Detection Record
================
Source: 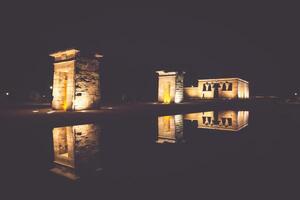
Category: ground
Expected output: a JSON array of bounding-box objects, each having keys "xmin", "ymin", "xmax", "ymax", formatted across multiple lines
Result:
[{"xmin": 0, "ymin": 99, "xmax": 280, "ymax": 127}]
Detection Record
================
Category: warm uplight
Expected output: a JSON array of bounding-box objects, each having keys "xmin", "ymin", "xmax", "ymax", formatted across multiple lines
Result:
[
  {"xmin": 73, "ymin": 96, "xmax": 91, "ymax": 110},
  {"xmin": 32, "ymin": 110, "xmax": 39, "ymax": 113},
  {"xmin": 47, "ymin": 110, "xmax": 55, "ymax": 114},
  {"xmin": 163, "ymin": 83, "xmax": 171, "ymax": 104},
  {"xmin": 163, "ymin": 92, "xmax": 171, "ymax": 104},
  {"xmin": 63, "ymin": 77, "xmax": 68, "ymax": 111}
]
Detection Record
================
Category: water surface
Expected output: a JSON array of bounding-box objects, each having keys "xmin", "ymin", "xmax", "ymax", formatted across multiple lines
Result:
[{"xmin": 3, "ymin": 107, "xmax": 300, "ymax": 199}]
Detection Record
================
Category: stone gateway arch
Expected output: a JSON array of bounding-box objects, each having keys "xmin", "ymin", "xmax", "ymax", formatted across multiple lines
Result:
[
  {"xmin": 156, "ymin": 70, "xmax": 185, "ymax": 104},
  {"xmin": 50, "ymin": 49, "xmax": 103, "ymax": 111}
]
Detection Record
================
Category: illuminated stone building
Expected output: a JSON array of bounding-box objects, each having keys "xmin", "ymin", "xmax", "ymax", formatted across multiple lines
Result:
[
  {"xmin": 50, "ymin": 49, "xmax": 103, "ymax": 111},
  {"xmin": 50, "ymin": 124, "xmax": 101, "ymax": 180},
  {"xmin": 184, "ymin": 78, "xmax": 249, "ymax": 99},
  {"xmin": 156, "ymin": 71, "xmax": 185, "ymax": 104},
  {"xmin": 157, "ymin": 115, "xmax": 184, "ymax": 143},
  {"xmin": 184, "ymin": 110, "xmax": 249, "ymax": 131}
]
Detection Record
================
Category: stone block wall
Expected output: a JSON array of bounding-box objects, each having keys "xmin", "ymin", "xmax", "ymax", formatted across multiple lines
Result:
[
  {"xmin": 184, "ymin": 87, "xmax": 201, "ymax": 99},
  {"xmin": 218, "ymin": 80, "xmax": 238, "ymax": 99},
  {"xmin": 237, "ymin": 80, "xmax": 250, "ymax": 99},
  {"xmin": 73, "ymin": 58, "xmax": 101, "ymax": 110},
  {"xmin": 197, "ymin": 80, "xmax": 215, "ymax": 99},
  {"xmin": 185, "ymin": 78, "xmax": 249, "ymax": 100},
  {"xmin": 175, "ymin": 74, "xmax": 184, "ymax": 103}
]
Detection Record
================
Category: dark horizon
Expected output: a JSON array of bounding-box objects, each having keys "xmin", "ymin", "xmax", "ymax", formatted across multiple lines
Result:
[{"xmin": 1, "ymin": 1, "xmax": 299, "ymax": 102}]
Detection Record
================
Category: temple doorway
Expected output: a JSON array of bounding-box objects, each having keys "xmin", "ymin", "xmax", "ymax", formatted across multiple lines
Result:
[
  {"xmin": 163, "ymin": 82, "xmax": 171, "ymax": 104},
  {"xmin": 54, "ymin": 70, "xmax": 73, "ymax": 111},
  {"xmin": 213, "ymin": 83, "xmax": 220, "ymax": 98}
]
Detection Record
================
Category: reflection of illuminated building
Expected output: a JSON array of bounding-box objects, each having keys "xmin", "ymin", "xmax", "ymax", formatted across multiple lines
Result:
[
  {"xmin": 157, "ymin": 115, "xmax": 184, "ymax": 143},
  {"xmin": 156, "ymin": 71, "xmax": 185, "ymax": 104},
  {"xmin": 50, "ymin": 124, "xmax": 101, "ymax": 180},
  {"xmin": 50, "ymin": 49, "xmax": 103, "ymax": 111},
  {"xmin": 184, "ymin": 78, "xmax": 249, "ymax": 99},
  {"xmin": 184, "ymin": 110, "xmax": 249, "ymax": 131}
]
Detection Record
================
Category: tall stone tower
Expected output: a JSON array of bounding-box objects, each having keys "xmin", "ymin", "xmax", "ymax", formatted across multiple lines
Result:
[
  {"xmin": 50, "ymin": 49, "xmax": 103, "ymax": 111},
  {"xmin": 156, "ymin": 70, "xmax": 185, "ymax": 104}
]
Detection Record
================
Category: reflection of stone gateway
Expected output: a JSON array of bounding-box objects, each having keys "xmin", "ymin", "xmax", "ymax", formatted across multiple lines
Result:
[
  {"xmin": 51, "ymin": 124, "xmax": 101, "ymax": 180},
  {"xmin": 184, "ymin": 110, "xmax": 249, "ymax": 131},
  {"xmin": 156, "ymin": 71, "xmax": 185, "ymax": 104},
  {"xmin": 157, "ymin": 115, "xmax": 184, "ymax": 143},
  {"xmin": 184, "ymin": 78, "xmax": 249, "ymax": 99},
  {"xmin": 50, "ymin": 49, "xmax": 103, "ymax": 111}
]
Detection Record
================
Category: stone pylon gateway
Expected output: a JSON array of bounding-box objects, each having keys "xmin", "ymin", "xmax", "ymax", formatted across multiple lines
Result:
[
  {"xmin": 50, "ymin": 49, "xmax": 103, "ymax": 111},
  {"xmin": 156, "ymin": 70, "xmax": 185, "ymax": 104}
]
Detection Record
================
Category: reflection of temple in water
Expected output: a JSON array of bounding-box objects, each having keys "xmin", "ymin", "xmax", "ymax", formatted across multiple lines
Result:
[
  {"xmin": 50, "ymin": 124, "xmax": 101, "ymax": 180},
  {"xmin": 184, "ymin": 110, "xmax": 249, "ymax": 131},
  {"xmin": 157, "ymin": 115, "xmax": 184, "ymax": 143}
]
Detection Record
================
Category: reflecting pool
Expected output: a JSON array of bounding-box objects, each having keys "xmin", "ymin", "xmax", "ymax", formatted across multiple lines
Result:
[{"xmin": 3, "ymin": 107, "xmax": 300, "ymax": 199}]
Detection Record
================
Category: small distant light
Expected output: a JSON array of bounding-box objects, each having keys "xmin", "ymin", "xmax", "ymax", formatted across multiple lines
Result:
[
  {"xmin": 102, "ymin": 106, "xmax": 113, "ymax": 110},
  {"xmin": 50, "ymin": 86, "xmax": 53, "ymax": 90},
  {"xmin": 295, "ymin": 92, "xmax": 298, "ymax": 96},
  {"xmin": 47, "ymin": 110, "xmax": 55, "ymax": 114},
  {"xmin": 32, "ymin": 110, "xmax": 39, "ymax": 113},
  {"xmin": 5, "ymin": 92, "xmax": 9, "ymax": 96},
  {"xmin": 95, "ymin": 53, "xmax": 103, "ymax": 58},
  {"xmin": 42, "ymin": 95, "xmax": 46, "ymax": 98}
]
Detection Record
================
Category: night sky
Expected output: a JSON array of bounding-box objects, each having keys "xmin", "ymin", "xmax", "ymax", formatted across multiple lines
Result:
[{"xmin": 1, "ymin": 1, "xmax": 299, "ymax": 102}]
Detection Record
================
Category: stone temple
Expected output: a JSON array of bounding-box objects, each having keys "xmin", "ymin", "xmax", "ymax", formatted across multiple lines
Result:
[
  {"xmin": 156, "ymin": 70, "xmax": 185, "ymax": 104},
  {"xmin": 184, "ymin": 78, "xmax": 249, "ymax": 99},
  {"xmin": 50, "ymin": 49, "xmax": 102, "ymax": 111}
]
